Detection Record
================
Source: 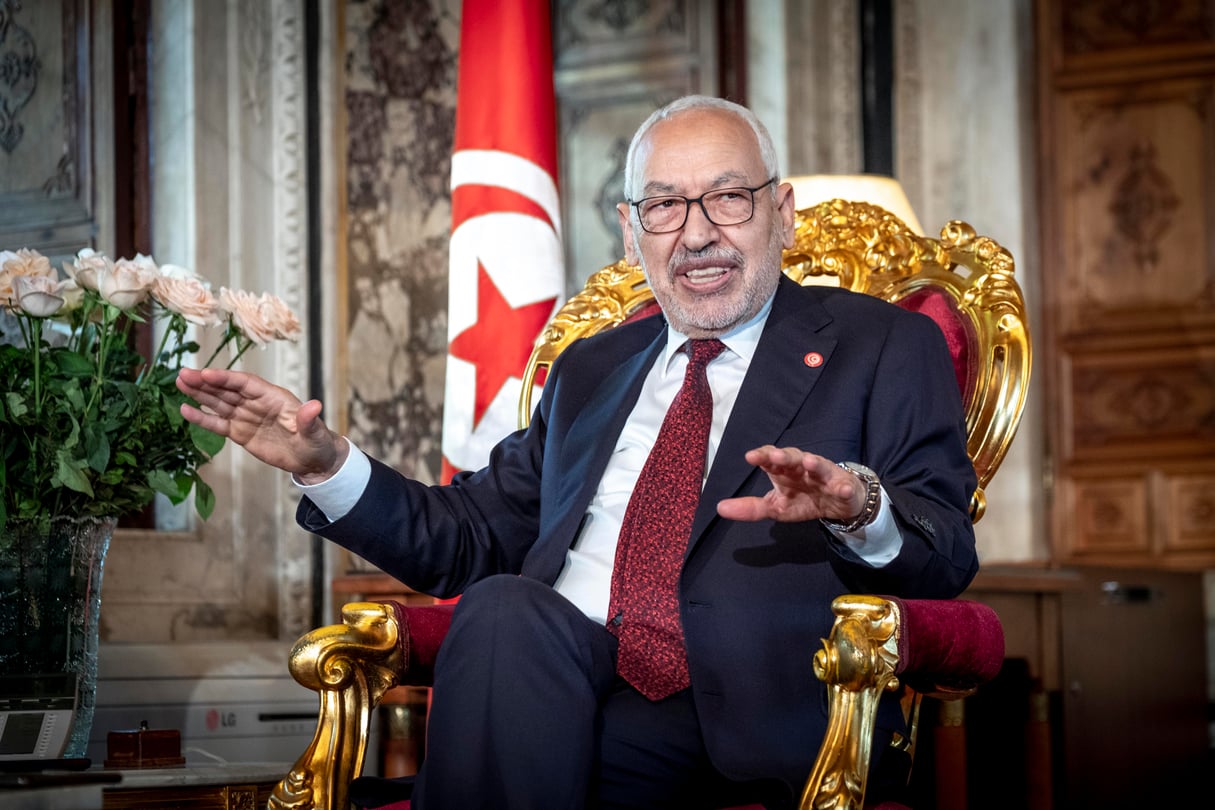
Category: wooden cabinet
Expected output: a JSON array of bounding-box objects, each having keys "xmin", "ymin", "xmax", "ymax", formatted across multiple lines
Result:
[
  {"xmin": 963, "ymin": 565, "xmax": 1209, "ymax": 808},
  {"xmin": 1035, "ymin": 0, "xmax": 1215, "ymax": 567}
]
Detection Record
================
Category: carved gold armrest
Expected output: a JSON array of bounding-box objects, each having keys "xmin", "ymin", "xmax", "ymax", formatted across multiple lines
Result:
[
  {"xmin": 799, "ymin": 595, "xmax": 1002, "ymax": 810},
  {"xmin": 799, "ymin": 595, "xmax": 903, "ymax": 810},
  {"xmin": 270, "ymin": 602, "xmax": 407, "ymax": 810}
]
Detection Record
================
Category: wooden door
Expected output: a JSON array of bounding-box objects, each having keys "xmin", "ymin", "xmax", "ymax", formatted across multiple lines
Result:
[{"xmin": 1035, "ymin": 0, "xmax": 1215, "ymax": 567}]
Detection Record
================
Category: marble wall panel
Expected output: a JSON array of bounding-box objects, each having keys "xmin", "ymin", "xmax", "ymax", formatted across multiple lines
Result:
[{"xmin": 339, "ymin": 0, "xmax": 459, "ymax": 563}]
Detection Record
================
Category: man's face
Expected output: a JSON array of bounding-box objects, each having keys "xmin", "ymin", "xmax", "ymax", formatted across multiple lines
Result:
[{"xmin": 616, "ymin": 108, "xmax": 796, "ymax": 339}]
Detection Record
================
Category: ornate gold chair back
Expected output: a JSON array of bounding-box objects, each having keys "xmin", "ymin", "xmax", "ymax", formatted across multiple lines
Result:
[{"xmin": 519, "ymin": 199, "xmax": 1032, "ymax": 521}]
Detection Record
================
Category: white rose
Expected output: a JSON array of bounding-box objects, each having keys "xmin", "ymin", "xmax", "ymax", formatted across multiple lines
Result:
[
  {"xmin": 260, "ymin": 293, "xmax": 302, "ymax": 342},
  {"xmin": 67, "ymin": 248, "xmax": 114, "ymax": 292},
  {"xmin": 158, "ymin": 263, "xmax": 207, "ymax": 284},
  {"xmin": 153, "ymin": 274, "xmax": 221, "ymax": 326},
  {"xmin": 53, "ymin": 278, "xmax": 85, "ymax": 314},
  {"xmin": 219, "ymin": 287, "xmax": 277, "ymax": 345},
  {"xmin": 1, "ymin": 248, "xmax": 56, "ymax": 308},
  {"xmin": 98, "ymin": 258, "xmax": 157, "ymax": 310},
  {"xmin": 13, "ymin": 274, "xmax": 68, "ymax": 318}
]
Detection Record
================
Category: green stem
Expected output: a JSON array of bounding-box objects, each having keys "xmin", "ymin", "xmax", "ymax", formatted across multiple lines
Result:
[
  {"xmin": 224, "ymin": 336, "xmax": 255, "ymax": 369},
  {"xmin": 202, "ymin": 321, "xmax": 240, "ymax": 368},
  {"xmin": 27, "ymin": 315, "xmax": 43, "ymax": 419},
  {"xmin": 81, "ymin": 303, "xmax": 119, "ymax": 419},
  {"xmin": 138, "ymin": 308, "xmax": 179, "ymax": 387}
]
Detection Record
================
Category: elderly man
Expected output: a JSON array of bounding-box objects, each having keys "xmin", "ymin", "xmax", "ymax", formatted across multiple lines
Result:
[{"xmin": 178, "ymin": 95, "xmax": 976, "ymax": 809}]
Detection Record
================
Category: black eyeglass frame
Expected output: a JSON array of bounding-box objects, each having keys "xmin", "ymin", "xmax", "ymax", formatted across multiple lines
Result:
[{"xmin": 627, "ymin": 177, "xmax": 779, "ymax": 234}]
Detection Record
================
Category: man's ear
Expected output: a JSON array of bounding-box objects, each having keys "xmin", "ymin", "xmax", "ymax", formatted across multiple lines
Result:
[
  {"xmin": 617, "ymin": 202, "xmax": 640, "ymax": 265},
  {"xmin": 776, "ymin": 182, "xmax": 797, "ymax": 249}
]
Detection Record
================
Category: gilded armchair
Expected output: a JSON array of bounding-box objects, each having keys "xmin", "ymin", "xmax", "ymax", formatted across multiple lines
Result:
[{"xmin": 269, "ymin": 200, "xmax": 1030, "ymax": 810}]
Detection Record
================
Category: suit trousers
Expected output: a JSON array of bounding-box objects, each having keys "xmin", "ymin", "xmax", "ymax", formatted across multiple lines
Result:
[{"xmin": 409, "ymin": 574, "xmax": 789, "ymax": 810}]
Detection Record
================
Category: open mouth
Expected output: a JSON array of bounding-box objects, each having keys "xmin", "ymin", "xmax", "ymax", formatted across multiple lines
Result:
[{"xmin": 684, "ymin": 266, "xmax": 729, "ymax": 285}]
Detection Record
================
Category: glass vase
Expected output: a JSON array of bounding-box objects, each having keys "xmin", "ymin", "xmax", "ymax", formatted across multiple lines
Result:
[{"xmin": 0, "ymin": 515, "xmax": 116, "ymax": 759}]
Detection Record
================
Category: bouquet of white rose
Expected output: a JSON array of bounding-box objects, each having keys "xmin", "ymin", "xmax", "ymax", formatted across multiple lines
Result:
[{"xmin": 0, "ymin": 247, "xmax": 301, "ymax": 532}]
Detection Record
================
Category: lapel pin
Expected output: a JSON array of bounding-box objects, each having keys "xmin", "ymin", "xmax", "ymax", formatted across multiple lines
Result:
[{"xmin": 804, "ymin": 351, "xmax": 824, "ymax": 368}]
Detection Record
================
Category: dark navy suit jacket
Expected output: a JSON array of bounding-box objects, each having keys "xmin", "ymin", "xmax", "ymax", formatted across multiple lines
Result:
[{"xmin": 299, "ymin": 275, "xmax": 979, "ymax": 793}]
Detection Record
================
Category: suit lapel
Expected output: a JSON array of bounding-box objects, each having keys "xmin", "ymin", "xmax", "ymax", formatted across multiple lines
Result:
[
  {"xmin": 554, "ymin": 324, "xmax": 665, "ymax": 534},
  {"xmin": 691, "ymin": 279, "xmax": 838, "ymax": 542}
]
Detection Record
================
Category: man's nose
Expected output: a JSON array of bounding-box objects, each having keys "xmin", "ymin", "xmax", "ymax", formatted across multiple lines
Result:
[{"xmin": 680, "ymin": 199, "xmax": 720, "ymax": 248}]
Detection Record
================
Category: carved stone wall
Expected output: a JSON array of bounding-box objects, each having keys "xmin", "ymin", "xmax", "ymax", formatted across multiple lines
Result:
[
  {"xmin": 338, "ymin": 0, "xmax": 458, "ymax": 492},
  {"xmin": 0, "ymin": 0, "xmax": 102, "ymax": 257}
]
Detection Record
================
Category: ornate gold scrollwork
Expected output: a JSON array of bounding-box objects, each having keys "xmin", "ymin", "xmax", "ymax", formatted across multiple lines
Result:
[
  {"xmin": 799, "ymin": 595, "xmax": 902, "ymax": 810},
  {"xmin": 518, "ymin": 258, "xmax": 654, "ymax": 426},
  {"xmin": 269, "ymin": 602, "xmax": 406, "ymax": 810}
]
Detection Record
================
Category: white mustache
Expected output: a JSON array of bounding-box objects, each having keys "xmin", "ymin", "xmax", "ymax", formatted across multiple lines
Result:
[{"xmin": 669, "ymin": 247, "xmax": 744, "ymax": 276}]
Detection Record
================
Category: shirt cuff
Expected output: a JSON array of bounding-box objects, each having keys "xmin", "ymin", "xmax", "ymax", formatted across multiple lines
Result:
[
  {"xmin": 291, "ymin": 438, "xmax": 371, "ymax": 523},
  {"xmin": 828, "ymin": 484, "xmax": 902, "ymax": 566}
]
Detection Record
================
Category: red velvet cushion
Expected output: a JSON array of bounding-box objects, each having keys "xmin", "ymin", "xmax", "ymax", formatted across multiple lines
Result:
[
  {"xmin": 893, "ymin": 288, "xmax": 976, "ymax": 402},
  {"xmin": 888, "ymin": 597, "xmax": 1005, "ymax": 691},
  {"xmin": 387, "ymin": 602, "xmax": 456, "ymax": 687}
]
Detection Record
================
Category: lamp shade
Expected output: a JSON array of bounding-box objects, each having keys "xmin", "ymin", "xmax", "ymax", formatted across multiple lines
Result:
[{"xmin": 782, "ymin": 173, "xmax": 925, "ymax": 236}]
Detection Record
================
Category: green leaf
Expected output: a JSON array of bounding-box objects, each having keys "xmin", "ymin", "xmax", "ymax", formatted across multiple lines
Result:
[
  {"xmin": 147, "ymin": 468, "xmax": 187, "ymax": 501},
  {"xmin": 4, "ymin": 392, "xmax": 27, "ymax": 419},
  {"xmin": 189, "ymin": 421, "xmax": 226, "ymax": 458},
  {"xmin": 53, "ymin": 451, "xmax": 94, "ymax": 497},
  {"xmin": 51, "ymin": 348, "xmax": 95, "ymax": 377},
  {"xmin": 58, "ymin": 416, "xmax": 82, "ymax": 451},
  {"xmin": 84, "ymin": 426, "xmax": 112, "ymax": 472},
  {"xmin": 193, "ymin": 476, "xmax": 216, "ymax": 520},
  {"xmin": 62, "ymin": 378, "xmax": 86, "ymax": 412}
]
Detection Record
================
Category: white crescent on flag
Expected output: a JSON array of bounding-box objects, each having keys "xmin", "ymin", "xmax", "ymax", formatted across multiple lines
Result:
[{"xmin": 441, "ymin": 0, "xmax": 564, "ymax": 482}]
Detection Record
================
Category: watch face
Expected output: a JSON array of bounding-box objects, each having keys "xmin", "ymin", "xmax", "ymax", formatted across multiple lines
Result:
[{"xmin": 842, "ymin": 462, "xmax": 877, "ymax": 479}]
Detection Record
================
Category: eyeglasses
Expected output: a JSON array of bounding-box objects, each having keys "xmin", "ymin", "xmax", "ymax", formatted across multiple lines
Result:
[{"xmin": 628, "ymin": 178, "xmax": 777, "ymax": 234}]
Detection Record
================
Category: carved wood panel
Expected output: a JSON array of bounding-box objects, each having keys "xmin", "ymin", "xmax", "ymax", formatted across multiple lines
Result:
[
  {"xmin": 0, "ymin": 0, "xmax": 96, "ymax": 255},
  {"xmin": 553, "ymin": 0, "xmax": 725, "ymax": 290},
  {"xmin": 1055, "ymin": 77, "xmax": 1215, "ymax": 337},
  {"xmin": 1064, "ymin": 345, "xmax": 1215, "ymax": 462},
  {"xmin": 1059, "ymin": 476, "xmax": 1150, "ymax": 558},
  {"xmin": 1037, "ymin": 0, "xmax": 1215, "ymax": 568}
]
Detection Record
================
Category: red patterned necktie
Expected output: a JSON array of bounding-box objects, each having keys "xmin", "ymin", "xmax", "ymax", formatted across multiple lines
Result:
[{"xmin": 607, "ymin": 338, "xmax": 726, "ymax": 701}]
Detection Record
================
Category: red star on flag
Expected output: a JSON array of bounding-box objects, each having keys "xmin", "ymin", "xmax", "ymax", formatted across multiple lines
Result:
[{"xmin": 449, "ymin": 261, "xmax": 557, "ymax": 428}]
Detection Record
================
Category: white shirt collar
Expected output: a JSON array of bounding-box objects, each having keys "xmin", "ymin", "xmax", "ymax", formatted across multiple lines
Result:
[{"xmin": 660, "ymin": 292, "xmax": 774, "ymax": 370}]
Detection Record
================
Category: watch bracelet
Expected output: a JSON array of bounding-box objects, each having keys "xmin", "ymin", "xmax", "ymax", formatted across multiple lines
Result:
[{"xmin": 821, "ymin": 462, "xmax": 881, "ymax": 533}]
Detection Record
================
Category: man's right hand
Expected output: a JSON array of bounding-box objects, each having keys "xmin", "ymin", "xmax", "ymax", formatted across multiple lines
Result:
[{"xmin": 176, "ymin": 367, "xmax": 348, "ymax": 483}]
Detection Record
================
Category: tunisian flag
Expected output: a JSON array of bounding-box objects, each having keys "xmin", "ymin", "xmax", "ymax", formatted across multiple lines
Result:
[{"xmin": 441, "ymin": 0, "xmax": 564, "ymax": 483}]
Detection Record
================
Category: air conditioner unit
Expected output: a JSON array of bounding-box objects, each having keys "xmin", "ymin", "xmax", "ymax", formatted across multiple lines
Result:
[{"xmin": 86, "ymin": 640, "xmax": 369, "ymax": 768}]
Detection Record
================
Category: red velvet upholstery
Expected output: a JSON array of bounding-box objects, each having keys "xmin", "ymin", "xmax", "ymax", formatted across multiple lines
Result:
[
  {"xmin": 888, "ymin": 597, "xmax": 1005, "ymax": 693},
  {"xmin": 893, "ymin": 288, "xmax": 977, "ymax": 403},
  {"xmin": 390, "ymin": 601, "xmax": 455, "ymax": 687}
]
